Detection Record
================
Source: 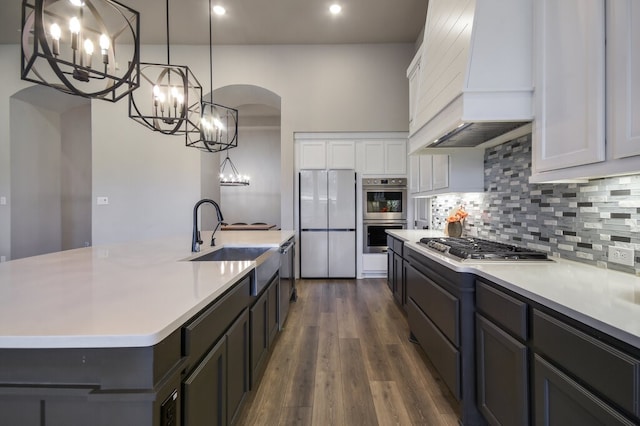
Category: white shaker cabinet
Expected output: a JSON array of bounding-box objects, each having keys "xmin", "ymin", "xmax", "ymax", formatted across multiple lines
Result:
[
  {"xmin": 532, "ymin": 0, "xmax": 605, "ymax": 173},
  {"xmin": 357, "ymin": 140, "xmax": 407, "ymax": 175},
  {"xmin": 407, "ymin": 49, "xmax": 422, "ymax": 134},
  {"xmin": 608, "ymin": 0, "xmax": 640, "ymax": 160},
  {"xmin": 327, "ymin": 141, "xmax": 356, "ymax": 169},
  {"xmin": 409, "ymin": 151, "xmax": 480, "ymax": 197},
  {"xmin": 298, "ymin": 141, "xmax": 327, "ymax": 169},
  {"xmin": 531, "ymin": 0, "xmax": 640, "ymax": 182}
]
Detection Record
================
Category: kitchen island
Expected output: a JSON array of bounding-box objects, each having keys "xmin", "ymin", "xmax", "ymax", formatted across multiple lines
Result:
[
  {"xmin": 0, "ymin": 230, "xmax": 294, "ymax": 426},
  {"xmin": 388, "ymin": 229, "xmax": 640, "ymax": 426}
]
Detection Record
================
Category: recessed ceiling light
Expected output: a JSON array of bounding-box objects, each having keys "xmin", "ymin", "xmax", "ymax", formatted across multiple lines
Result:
[
  {"xmin": 329, "ymin": 4, "xmax": 342, "ymax": 14},
  {"xmin": 213, "ymin": 5, "xmax": 226, "ymax": 15}
]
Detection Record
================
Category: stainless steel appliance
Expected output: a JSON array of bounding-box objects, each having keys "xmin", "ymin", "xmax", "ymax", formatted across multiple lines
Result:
[
  {"xmin": 362, "ymin": 177, "xmax": 407, "ymax": 221},
  {"xmin": 278, "ymin": 238, "xmax": 296, "ymax": 330},
  {"xmin": 363, "ymin": 221, "xmax": 406, "ymax": 253},
  {"xmin": 419, "ymin": 237, "xmax": 550, "ymax": 261},
  {"xmin": 299, "ymin": 170, "xmax": 356, "ymax": 278}
]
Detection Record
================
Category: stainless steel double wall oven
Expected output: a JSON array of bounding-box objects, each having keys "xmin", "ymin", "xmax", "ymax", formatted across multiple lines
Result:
[{"xmin": 362, "ymin": 177, "xmax": 407, "ymax": 253}]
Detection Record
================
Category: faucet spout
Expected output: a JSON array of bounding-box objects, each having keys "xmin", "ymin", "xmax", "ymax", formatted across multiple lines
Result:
[{"xmin": 192, "ymin": 199, "xmax": 225, "ymax": 252}]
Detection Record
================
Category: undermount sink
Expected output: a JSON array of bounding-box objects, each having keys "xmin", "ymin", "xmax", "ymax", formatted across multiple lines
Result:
[
  {"xmin": 191, "ymin": 246, "xmax": 279, "ymax": 296},
  {"xmin": 191, "ymin": 247, "xmax": 270, "ymax": 262}
]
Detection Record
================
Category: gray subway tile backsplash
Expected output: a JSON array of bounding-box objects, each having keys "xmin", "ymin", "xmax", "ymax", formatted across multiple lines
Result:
[{"xmin": 430, "ymin": 133, "xmax": 640, "ymax": 275}]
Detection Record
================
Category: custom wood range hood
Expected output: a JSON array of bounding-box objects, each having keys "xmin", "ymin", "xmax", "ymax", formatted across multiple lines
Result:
[{"xmin": 409, "ymin": 0, "xmax": 533, "ymax": 153}]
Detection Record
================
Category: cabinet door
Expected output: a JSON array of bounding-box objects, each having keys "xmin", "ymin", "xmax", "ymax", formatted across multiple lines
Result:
[
  {"xmin": 476, "ymin": 314, "xmax": 529, "ymax": 426},
  {"xmin": 267, "ymin": 278, "xmax": 279, "ymax": 345},
  {"xmin": 418, "ymin": 155, "xmax": 433, "ymax": 192},
  {"xmin": 250, "ymin": 290, "xmax": 269, "ymax": 389},
  {"xmin": 298, "ymin": 141, "xmax": 327, "ymax": 169},
  {"xmin": 534, "ymin": 355, "xmax": 636, "ymax": 426},
  {"xmin": 608, "ymin": 0, "xmax": 640, "ymax": 159},
  {"xmin": 361, "ymin": 141, "xmax": 385, "ymax": 174},
  {"xmin": 533, "ymin": 0, "xmax": 605, "ymax": 172},
  {"xmin": 408, "ymin": 51, "xmax": 422, "ymax": 132},
  {"xmin": 386, "ymin": 250, "xmax": 394, "ymax": 291},
  {"xmin": 431, "ymin": 154, "xmax": 449, "ymax": 190},
  {"xmin": 227, "ymin": 310, "xmax": 249, "ymax": 426},
  {"xmin": 392, "ymin": 253, "xmax": 403, "ymax": 305},
  {"xmin": 328, "ymin": 141, "xmax": 356, "ymax": 169},
  {"xmin": 183, "ymin": 337, "xmax": 227, "ymax": 426},
  {"xmin": 384, "ymin": 140, "xmax": 407, "ymax": 174},
  {"xmin": 409, "ymin": 155, "xmax": 421, "ymax": 193}
]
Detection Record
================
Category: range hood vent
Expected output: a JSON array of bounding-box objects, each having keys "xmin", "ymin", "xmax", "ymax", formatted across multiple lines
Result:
[{"xmin": 408, "ymin": 0, "xmax": 533, "ymax": 153}]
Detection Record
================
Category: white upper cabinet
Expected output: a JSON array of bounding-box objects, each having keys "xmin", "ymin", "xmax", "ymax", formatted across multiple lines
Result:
[
  {"xmin": 409, "ymin": 150, "xmax": 482, "ymax": 197},
  {"xmin": 532, "ymin": 0, "xmax": 606, "ymax": 173},
  {"xmin": 608, "ymin": 0, "xmax": 640, "ymax": 159},
  {"xmin": 357, "ymin": 140, "xmax": 407, "ymax": 175},
  {"xmin": 407, "ymin": 49, "xmax": 422, "ymax": 134},
  {"xmin": 327, "ymin": 141, "xmax": 356, "ymax": 169},
  {"xmin": 298, "ymin": 141, "xmax": 327, "ymax": 169},
  {"xmin": 531, "ymin": 0, "xmax": 640, "ymax": 182},
  {"xmin": 296, "ymin": 133, "xmax": 407, "ymax": 176}
]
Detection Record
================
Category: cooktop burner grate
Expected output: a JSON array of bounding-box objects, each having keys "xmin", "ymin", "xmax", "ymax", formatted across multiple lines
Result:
[{"xmin": 419, "ymin": 237, "xmax": 549, "ymax": 261}]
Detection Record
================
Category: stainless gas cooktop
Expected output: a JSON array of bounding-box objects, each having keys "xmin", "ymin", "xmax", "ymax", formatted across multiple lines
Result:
[{"xmin": 419, "ymin": 237, "xmax": 550, "ymax": 261}]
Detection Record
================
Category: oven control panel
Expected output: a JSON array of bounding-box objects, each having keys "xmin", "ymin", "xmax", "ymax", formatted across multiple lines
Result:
[{"xmin": 362, "ymin": 177, "xmax": 407, "ymax": 186}]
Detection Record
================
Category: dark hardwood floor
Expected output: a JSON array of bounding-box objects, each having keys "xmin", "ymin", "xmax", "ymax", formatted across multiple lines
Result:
[{"xmin": 235, "ymin": 278, "xmax": 460, "ymax": 425}]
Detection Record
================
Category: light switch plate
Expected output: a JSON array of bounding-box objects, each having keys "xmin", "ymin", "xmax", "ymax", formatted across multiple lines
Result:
[
  {"xmin": 0, "ymin": 196, "xmax": 6, "ymax": 205},
  {"xmin": 0, "ymin": 256, "xmax": 6, "ymax": 263},
  {"xmin": 97, "ymin": 196, "xmax": 109, "ymax": 205}
]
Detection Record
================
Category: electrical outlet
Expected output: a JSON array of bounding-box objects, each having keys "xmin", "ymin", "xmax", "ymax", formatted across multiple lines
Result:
[
  {"xmin": 96, "ymin": 196, "xmax": 109, "ymax": 205},
  {"xmin": 609, "ymin": 246, "xmax": 635, "ymax": 267},
  {"xmin": 0, "ymin": 256, "xmax": 6, "ymax": 263},
  {"xmin": 0, "ymin": 196, "xmax": 6, "ymax": 205}
]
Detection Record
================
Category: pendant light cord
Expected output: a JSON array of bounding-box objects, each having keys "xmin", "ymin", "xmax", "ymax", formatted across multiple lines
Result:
[
  {"xmin": 165, "ymin": 0, "xmax": 170, "ymax": 64},
  {"xmin": 208, "ymin": 0, "xmax": 214, "ymax": 102}
]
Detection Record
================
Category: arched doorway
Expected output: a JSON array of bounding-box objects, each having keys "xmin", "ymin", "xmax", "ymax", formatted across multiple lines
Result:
[
  {"xmin": 202, "ymin": 84, "xmax": 282, "ymax": 228},
  {"xmin": 9, "ymin": 85, "xmax": 92, "ymax": 259}
]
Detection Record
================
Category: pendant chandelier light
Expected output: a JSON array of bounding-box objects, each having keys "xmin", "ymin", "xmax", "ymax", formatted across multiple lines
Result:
[
  {"xmin": 186, "ymin": 0, "xmax": 239, "ymax": 152},
  {"xmin": 21, "ymin": 0, "xmax": 140, "ymax": 102},
  {"xmin": 219, "ymin": 150, "xmax": 250, "ymax": 186},
  {"xmin": 128, "ymin": 0, "xmax": 203, "ymax": 137}
]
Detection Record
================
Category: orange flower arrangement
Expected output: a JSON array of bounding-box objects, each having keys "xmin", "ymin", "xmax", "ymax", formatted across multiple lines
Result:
[{"xmin": 447, "ymin": 205, "xmax": 469, "ymax": 223}]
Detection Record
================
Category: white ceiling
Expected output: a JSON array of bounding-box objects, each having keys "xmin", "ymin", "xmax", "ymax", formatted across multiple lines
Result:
[{"xmin": 1, "ymin": 0, "xmax": 428, "ymax": 45}]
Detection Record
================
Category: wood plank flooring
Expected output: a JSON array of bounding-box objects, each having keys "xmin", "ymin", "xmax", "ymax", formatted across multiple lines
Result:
[{"xmin": 235, "ymin": 278, "xmax": 460, "ymax": 426}]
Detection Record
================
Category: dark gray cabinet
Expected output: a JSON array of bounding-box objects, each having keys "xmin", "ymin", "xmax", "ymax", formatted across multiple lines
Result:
[
  {"xmin": 250, "ymin": 272, "xmax": 279, "ymax": 389},
  {"xmin": 476, "ymin": 314, "xmax": 528, "ymax": 426},
  {"xmin": 532, "ymin": 309, "xmax": 640, "ymax": 425},
  {"xmin": 404, "ymin": 246, "xmax": 483, "ymax": 426},
  {"xmin": 226, "ymin": 310, "xmax": 249, "ymax": 425},
  {"xmin": 475, "ymin": 280, "xmax": 529, "ymax": 426},
  {"xmin": 387, "ymin": 234, "xmax": 407, "ymax": 308},
  {"xmin": 183, "ymin": 336, "xmax": 227, "ymax": 426},
  {"xmin": 534, "ymin": 355, "xmax": 636, "ymax": 426}
]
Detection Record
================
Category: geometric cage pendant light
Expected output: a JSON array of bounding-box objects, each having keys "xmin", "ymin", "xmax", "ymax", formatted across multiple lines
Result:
[
  {"xmin": 21, "ymin": 0, "xmax": 140, "ymax": 103},
  {"xmin": 186, "ymin": 0, "xmax": 239, "ymax": 152},
  {"xmin": 128, "ymin": 0, "xmax": 203, "ymax": 136}
]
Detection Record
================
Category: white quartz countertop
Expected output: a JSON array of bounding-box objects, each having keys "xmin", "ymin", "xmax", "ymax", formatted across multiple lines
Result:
[
  {"xmin": 387, "ymin": 229, "xmax": 640, "ymax": 349},
  {"xmin": 0, "ymin": 230, "xmax": 294, "ymax": 349}
]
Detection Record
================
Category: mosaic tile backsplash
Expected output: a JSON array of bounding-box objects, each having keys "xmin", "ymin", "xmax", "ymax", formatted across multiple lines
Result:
[{"xmin": 430, "ymin": 134, "xmax": 640, "ymax": 275}]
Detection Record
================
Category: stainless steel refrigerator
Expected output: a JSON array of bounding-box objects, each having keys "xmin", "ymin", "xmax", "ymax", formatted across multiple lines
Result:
[{"xmin": 299, "ymin": 169, "xmax": 356, "ymax": 278}]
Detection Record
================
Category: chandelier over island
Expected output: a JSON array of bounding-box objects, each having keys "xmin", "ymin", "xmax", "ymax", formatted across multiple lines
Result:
[
  {"xmin": 21, "ymin": 0, "xmax": 140, "ymax": 102},
  {"xmin": 128, "ymin": 0, "xmax": 202, "ymax": 137}
]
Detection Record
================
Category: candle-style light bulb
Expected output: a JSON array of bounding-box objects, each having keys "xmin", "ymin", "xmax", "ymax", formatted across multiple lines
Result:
[
  {"xmin": 50, "ymin": 23, "xmax": 61, "ymax": 56},
  {"xmin": 83, "ymin": 38, "xmax": 93, "ymax": 68},
  {"xmin": 99, "ymin": 34, "xmax": 110, "ymax": 65},
  {"xmin": 69, "ymin": 17, "xmax": 80, "ymax": 51}
]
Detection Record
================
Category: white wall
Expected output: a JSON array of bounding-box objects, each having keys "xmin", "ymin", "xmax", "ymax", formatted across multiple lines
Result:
[
  {"xmin": 0, "ymin": 42, "xmax": 413, "ymax": 256},
  {"xmin": 10, "ymin": 99, "xmax": 62, "ymax": 259}
]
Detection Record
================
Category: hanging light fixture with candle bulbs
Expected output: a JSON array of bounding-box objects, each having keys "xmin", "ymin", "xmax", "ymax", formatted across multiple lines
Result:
[
  {"xmin": 21, "ymin": 0, "xmax": 140, "ymax": 102},
  {"xmin": 186, "ymin": 0, "xmax": 239, "ymax": 152},
  {"xmin": 219, "ymin": 150, "xmax": 250, "ymax": 186},
  {"xmin": 128, "ymin": 0, "xmax": 202, "ymax": 137}
]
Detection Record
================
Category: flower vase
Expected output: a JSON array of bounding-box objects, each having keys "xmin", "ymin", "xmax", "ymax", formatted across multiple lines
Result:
[{"xmin": 447, "ymin": 221, "xmax": 463, "ymax": 238}]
